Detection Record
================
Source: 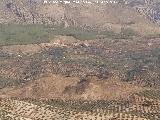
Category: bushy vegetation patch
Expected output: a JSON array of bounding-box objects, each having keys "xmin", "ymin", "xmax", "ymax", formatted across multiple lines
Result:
[{"xmin": 0, "ymin": 76, "xmax": 25, "ymax": 89}]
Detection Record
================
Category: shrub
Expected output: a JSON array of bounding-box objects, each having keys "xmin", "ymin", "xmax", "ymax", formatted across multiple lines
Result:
[{"xmin": 120, "ymin": 27, "xmax": 138, "ymax": 39}]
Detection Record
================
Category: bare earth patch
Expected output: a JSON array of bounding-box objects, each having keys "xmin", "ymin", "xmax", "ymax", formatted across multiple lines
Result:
[{"xmin": 0, "ymin": 74, "xmax": 144, "ymax": 101}]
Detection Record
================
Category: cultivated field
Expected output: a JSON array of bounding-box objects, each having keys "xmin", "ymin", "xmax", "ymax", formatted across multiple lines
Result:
[{"xmin": 0, "ymin": 92, "xmax": 159, "ymax": 120}]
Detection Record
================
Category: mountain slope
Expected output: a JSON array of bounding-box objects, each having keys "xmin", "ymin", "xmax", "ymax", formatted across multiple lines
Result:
[
  {"xmin": 0, "ymin": 0, "xmax": 160, "ymax": 35},
  {"xmin": 126, "ymin": 0, "xmax": 160, "ymax": 23}
]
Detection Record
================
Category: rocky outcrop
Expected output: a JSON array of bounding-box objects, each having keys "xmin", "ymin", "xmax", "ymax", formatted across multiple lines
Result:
[
  {"xmin": 0, "ymin": 0, "xmax": 159, "ymax": 35},
  {"xmin": 126, "ymin": 0, "xmax": 160, "ymax": 23}
]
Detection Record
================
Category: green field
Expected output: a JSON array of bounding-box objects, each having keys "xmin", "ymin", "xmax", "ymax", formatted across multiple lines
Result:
[
  {"xmin": 0, "ymin": 24, "xmax": 50, "ymax": 46},
  {"xmin": 0, "ymin": 24, "xmax": 97, "ymax": 46},
  {"xmin": 0, "ymin": 24, "xmax": 140, "ymax": 46}
]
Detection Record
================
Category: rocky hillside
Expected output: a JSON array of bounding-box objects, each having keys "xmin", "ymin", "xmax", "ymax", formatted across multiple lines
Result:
[
  {"xmin": 126, "ymin": 0, "xmax": 160, "ymax": 23},
  {"xmin": 0, "ymin": 0, "xmax": 160, "ymax": 35},
  {"xmin": 0, "ymin": 36, "xmax": 160, "ymax": 93}
]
